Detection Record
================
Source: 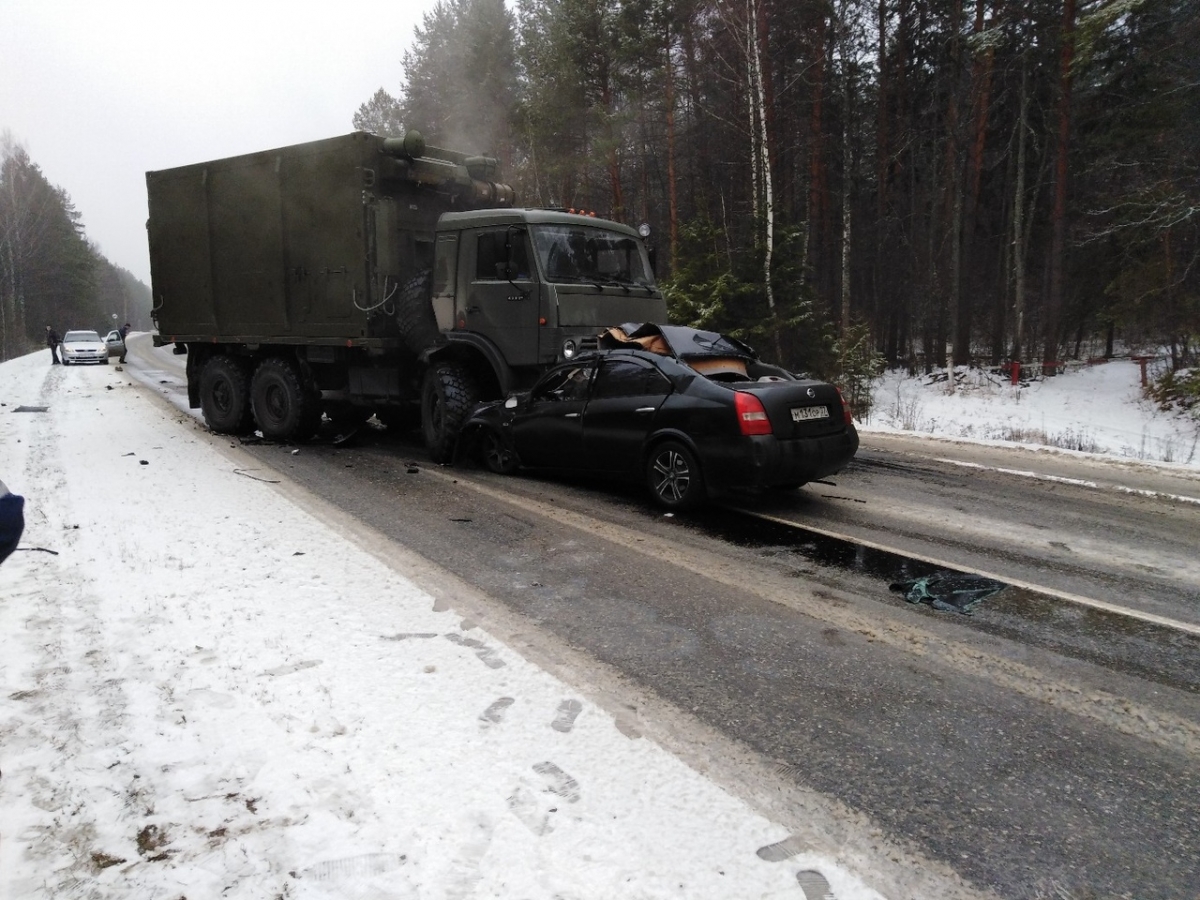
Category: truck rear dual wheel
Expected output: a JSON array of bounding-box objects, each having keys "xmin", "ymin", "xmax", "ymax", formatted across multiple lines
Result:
[
  {"xmin": 199, "ymin": 355, "xmax": 254, "ymax": 435},
  {"xmin": 251, "ymin": 357, "xmax": 321, "ymax": 442},
  {"xmin": 422, "ymin": 361, "xmax": 479, "ymax": 464}
]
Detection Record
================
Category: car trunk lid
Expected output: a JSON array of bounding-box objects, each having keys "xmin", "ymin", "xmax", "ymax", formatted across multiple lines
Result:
[{"xmin": 736, "ymin": 381, "xmax": 846, "ymax": 438}]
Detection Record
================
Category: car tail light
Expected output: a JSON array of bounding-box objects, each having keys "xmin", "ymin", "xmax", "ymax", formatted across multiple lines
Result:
[
  {"xmin": 735, "ymin": 391, "xmax": 773, "ymax": 435},
  {"xmin": 836, "ymin": 387, "xmax": 853, "ymax": 425}
]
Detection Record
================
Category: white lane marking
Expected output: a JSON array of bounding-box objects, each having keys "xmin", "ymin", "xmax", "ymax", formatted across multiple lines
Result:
[
  {"xmin": 934, "ymin": 457, "xmax": 1200, "ymax": 506},
  {"xmin": 736, "ymin": 509, "xmax": 1200, "ymax": 638}
]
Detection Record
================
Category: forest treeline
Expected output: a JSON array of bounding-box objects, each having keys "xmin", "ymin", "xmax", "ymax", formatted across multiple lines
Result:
[
  {"xmin": 0, "ymin": 135, "xmax": 151, "ymax": 363},
  {"xmin": 356, "ymin": 0, "xmax": 1199, "ymax": 390}
]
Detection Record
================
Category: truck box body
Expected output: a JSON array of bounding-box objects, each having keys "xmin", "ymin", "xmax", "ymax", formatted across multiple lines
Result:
[{"xmin": 148, "ymin": 132, "xmax": 457, "ymax": 345}]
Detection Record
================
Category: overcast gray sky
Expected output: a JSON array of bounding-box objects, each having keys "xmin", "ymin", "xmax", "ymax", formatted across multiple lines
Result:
[{"xmin": 0, "ymin": 0, "xmax": 442, "ymax": 285}]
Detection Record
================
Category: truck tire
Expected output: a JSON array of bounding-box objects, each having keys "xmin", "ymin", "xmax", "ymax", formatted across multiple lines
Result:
[
  {"xmin": 250, "ymin": 357, "xmax": 321, "ymax": 442},
  {"xmin": 421, "ymin": 361, "xmax": 478, "ymax": 463},
  {"xmin": 394, "ymin": 269, "xmax": 444, "ymax": 356},
  {"xmin": 199, "ymin": 355, "xmax": 254, "ymax": 435}
]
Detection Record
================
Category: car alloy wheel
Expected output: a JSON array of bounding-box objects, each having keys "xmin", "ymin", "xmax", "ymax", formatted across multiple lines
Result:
[
  {"xmin": 646, "ymin": 440, "xmax": 705, "ymax": 510},
  {"xmin": 481, "ymin": 429, "xmax": 519, "ymax": 474}
]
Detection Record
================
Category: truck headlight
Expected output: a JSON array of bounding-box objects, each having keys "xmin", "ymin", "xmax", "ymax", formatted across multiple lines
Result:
[{"xmin": 562, "ymin": 339, "xmax": 578, "ymax": 360}]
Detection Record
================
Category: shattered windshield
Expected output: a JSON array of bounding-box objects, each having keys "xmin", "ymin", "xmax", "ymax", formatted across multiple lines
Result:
[{"xmin": 530, "ymin": 225, "xmax": 655, "ymax": 289}]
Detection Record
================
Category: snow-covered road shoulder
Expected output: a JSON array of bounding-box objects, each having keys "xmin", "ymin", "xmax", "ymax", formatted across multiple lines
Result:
[{"xmin": 0, "ymin": 352, "xmax": 891, "ymax": 899}]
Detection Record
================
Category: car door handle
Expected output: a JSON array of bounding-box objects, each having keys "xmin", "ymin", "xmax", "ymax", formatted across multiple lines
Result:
[
  {"xmin": 563, "ymin": 412, "xmax": 581, "ymax": 418},
  {"xmin": 635, "ymin": 407, "xmax": 655, "ymax": 414}
]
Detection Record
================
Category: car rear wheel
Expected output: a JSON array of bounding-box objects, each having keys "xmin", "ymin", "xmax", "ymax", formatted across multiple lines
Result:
[
  {"xmin": 481, "ymin": 429, "xmax": 520, "ymax": 475},
  {"xmin": 199, "ymin": 355, "xmax": 254, "ymax": 434},
  {"xmin": 646, "ymin": 440, "xmax": 706, "ymax": 510},
  {"xmin": 250, "ymin": 357, "xmax": 321, "ymax": 442}
]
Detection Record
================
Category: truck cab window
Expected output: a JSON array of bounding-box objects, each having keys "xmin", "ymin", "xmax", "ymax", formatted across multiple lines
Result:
[
  {"xmin": 531, "ymin": 225, "xmax": 654, "ymax": 287},
  {"xmin": 476, "ymin": 231, "xmax": 530, "ymax": 281}
]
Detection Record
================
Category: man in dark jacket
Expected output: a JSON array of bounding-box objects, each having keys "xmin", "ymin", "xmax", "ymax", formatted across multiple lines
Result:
[
  {"xmin": 118, "ymin": 322, "xmax": 131, "ymax": 363},
  {"xmin": 46, "ymin": 325, "xmax": 61, "ymax": 364}
]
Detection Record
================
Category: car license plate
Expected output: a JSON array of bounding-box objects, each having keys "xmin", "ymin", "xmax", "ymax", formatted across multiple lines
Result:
[{"xmin": 791, "ymin": 405, "xmax": 828, "ymax": 422}]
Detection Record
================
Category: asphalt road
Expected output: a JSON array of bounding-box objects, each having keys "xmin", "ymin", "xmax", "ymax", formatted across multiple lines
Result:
[{"xmin": 127, "ymin": 336, "xmax": 1200, "ymax": 899}]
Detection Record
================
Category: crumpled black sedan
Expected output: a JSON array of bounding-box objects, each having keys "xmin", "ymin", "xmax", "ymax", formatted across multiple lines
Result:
[{"xmin": 459, "ymin": 323, "xmax": 859, "ymax": 509}]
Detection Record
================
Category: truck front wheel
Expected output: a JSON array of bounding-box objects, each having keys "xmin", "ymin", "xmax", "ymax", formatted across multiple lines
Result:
[
  {"xmin": 421, "ymin": 362, "xmax": 478, "ymax": 463},
  {"xmin": 251, "ymin": 357, "xmax": 321, "ymax": 442},
  {"xmin": 199, "ymin": 355, "xmax": 254, "ymax": 435}
]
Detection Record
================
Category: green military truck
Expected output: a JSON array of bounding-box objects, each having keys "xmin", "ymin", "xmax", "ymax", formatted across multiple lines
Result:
[{"xmin": 147, "ymin": 131, "xmax": 667, "ymax": 460}]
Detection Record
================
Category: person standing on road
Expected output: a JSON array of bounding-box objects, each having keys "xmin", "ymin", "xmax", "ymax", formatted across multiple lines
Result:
[
  {"xmin": 118, "ymin": 322, "xmax": 131, "ymax": 363},
  {"xmin": 46, "ymin": 325, "xmax": 61, "ymax": 365}
]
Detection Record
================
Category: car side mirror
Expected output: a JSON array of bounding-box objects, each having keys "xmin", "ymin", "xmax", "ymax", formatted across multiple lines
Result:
[{"xmin": 504, "ymin": 396, "xmax": 518, "ymax": 410}]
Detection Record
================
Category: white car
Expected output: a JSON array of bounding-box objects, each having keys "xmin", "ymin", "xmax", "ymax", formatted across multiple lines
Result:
[{"xmin": 60, "ymin": 330, "xmax": 108, "ymax": 365}]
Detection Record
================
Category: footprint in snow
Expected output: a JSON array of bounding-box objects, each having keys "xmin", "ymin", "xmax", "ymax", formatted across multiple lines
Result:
[
  {"xmin": 755, "ymin": 834, "xmax": 806, "ymax": 862},
  {"xmin": 552, "ymin": 699, "xmax": 582, "ymax": 733},
  {"xmin": 479, "ymin": 697, "xmax": 514, "ymax": 727},
  {"xmin": 444, "ymin": 633, "xmax": 506, "ymax": 669},
  {"xmin": 506, "ymin": 761, "xmax": 581, "ymax": 836},
  {"xmin": 796, "ymin": 869, "xmax": 837, "ymax": 900},
  {"xmin": 299, "ymin": 852, "xmax": 408, "ymax": 882},
  {"xmin": 532, "ymin": 761, "xmax": 580, "ymax": 803}
]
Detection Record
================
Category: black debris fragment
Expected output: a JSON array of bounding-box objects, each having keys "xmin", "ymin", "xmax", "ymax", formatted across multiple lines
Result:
[{"xmin": 889, "ymin": 571, "xmax": 1007, "ymax": 615}]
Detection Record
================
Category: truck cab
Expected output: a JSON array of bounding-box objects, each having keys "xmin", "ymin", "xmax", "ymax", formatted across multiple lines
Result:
[
  {"xmin": 418, "ymin": 209, "xmax": 666, "ymax": 461},
  {"xmin": 432, "ymin": 209, "xmax": 665, "ymax": 390}
]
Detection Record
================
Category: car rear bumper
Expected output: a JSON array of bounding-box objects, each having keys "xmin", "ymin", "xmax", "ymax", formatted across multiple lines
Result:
[{"xmin": 701, "ymin": 427, "xmax": 859, "ymax": 493}]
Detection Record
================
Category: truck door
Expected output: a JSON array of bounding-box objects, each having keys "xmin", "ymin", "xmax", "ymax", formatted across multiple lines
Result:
[{"xmin": 462, "ymin": 228, "xmax": 538, "ymax": 366}]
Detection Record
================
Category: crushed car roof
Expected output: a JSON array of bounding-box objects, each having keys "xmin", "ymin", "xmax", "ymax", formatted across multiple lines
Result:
[{"xmin": 600, "ymin": 323, "xmax": 758, "ymax": 360}]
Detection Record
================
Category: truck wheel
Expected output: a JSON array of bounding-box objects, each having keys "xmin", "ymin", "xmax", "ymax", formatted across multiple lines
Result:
[
  {"xmin": 421, "ymin": 362, "xmax": 478, "ymax": 463},
  {"xmin": 199, "ymin": 355, "xmax": 254, "ymax": 435},
  {"xmin": 251, "ymin": 357, "xmax": 321, "ymax": 442},
  {"xmin": 394, "ymin": 269, "xmax": 442, "ymax": 355}
]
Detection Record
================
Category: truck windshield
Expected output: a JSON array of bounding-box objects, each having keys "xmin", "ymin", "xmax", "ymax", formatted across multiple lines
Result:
[{"xmin": 531, "ymin": 225, "xmax": 655, "ymax": 289}]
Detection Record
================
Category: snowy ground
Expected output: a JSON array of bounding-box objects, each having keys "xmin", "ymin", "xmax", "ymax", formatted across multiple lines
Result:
[
  {"xmin": 864, "ymin": 358, "xmax": 1200, "ymax": 469},
  {"xmin": 0, "ymin": 349, "xmax": 902, "ymax": 900}
]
